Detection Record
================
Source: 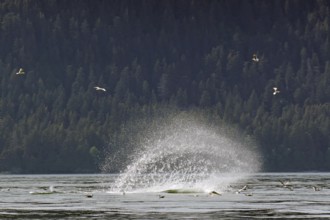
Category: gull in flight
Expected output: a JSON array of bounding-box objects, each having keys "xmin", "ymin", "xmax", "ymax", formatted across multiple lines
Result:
[
  {"xmin": 94, "ymin": 86, "xmax": 106, "ymax": 92},
  {"xmin": 279, "ymin": 180, "xmax": 290, "ymax": 186},
  {"xmin": 252, "ymin": 54, "xmax": 259, "ymax": 62},
  {"xmin": 16, "ymin": 68, "xmax": 25, "ymax": 75},
  {"xmin": 279, "ymin": 180, "xmax": 293, "ymax": 191},
  {"xmin": 273, "ymin": 87, "xmax": 280, "ymax": 95},
  {"xmin": 236, "ymin": 185, "xmax": 247, "ymax": 194}
]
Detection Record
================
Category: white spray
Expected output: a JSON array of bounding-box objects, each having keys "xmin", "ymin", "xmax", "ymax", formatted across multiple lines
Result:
[{"xmin": 104, "ymin": 111, "xmax": 262, "ymax": 193}]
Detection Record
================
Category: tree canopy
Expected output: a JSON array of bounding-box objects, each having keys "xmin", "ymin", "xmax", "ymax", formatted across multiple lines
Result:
[{"xmin": 0, "ymin": 0, "xmax": 329, "ymax": 173}]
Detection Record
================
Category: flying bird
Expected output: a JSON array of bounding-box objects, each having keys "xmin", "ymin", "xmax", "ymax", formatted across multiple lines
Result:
[
  {"xmin": 273, "ymin": 87, "xmax": 280, "ymax": 95},
  {"xmin": 279, "ymin": 179, "xmax": 293, "ymax": 191},
  {"xmin": 252, "ymin": 54, "xmax": 259, "ymax": 62},
  {"xmin": 16, "ymin": 68, "xmax": 25, "ymax": 75},
  {"xmin": 236, "ymin": 185, "xmax": 247, "ymax": 194},
  {"xmin": 94, "ymin": 86, "xmax": 106, "ymax": 92},
  {"xmin": 279, "ymin": 179, "xmax": 290, "ymax": 186}
]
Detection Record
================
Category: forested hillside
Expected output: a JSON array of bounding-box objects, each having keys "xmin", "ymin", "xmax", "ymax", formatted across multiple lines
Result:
[{"xmin": 0, "ymin": 0, "xmax": 329, "ymax": 173}]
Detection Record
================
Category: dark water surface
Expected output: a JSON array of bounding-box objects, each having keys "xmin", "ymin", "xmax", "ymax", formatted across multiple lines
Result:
[{"xmin": 1, "ymin": 173, "xmax": 330, "ymax": 219}]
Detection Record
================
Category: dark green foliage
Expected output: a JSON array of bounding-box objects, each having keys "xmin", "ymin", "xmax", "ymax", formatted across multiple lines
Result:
[{"xmin": 0, "ymin": 0, "xmax": 329, "ymax": 173}]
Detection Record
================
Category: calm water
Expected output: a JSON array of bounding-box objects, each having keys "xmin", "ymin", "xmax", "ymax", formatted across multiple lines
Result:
[{"xmin": 1, "ymin": 173, "xmax": 330, "ymax": 219}]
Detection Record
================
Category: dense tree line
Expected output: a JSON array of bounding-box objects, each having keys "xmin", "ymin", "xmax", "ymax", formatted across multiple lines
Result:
[{"xmin": 0, "ymin": 0, "xmax": 329, "ymax": 173}]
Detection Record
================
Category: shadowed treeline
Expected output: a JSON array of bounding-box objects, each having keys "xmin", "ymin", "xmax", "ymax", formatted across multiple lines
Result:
[{"xmin": 0, "ymin": 0, "xmax": 329, "ymax": 173}]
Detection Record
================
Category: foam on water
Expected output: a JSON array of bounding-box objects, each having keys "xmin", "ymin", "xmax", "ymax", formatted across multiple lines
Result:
[{"xmin": 105, "ymin": 111, "xmax": 262, "ymax": 193}]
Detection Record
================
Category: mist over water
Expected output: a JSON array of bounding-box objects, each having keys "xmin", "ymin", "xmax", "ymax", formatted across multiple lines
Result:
[{"xmin": 103, "ymin": 111, "xmax": 262, "ymax": 193}]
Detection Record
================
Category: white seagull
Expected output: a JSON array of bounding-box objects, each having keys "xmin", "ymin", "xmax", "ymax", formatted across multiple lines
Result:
[
  {"xmin": 16, "ymin": 68, "xmax": 25, "ymax": 75},
  {"xmin": 279, "ymin": 180, "xmax": 293, "ymax": 191},
  {"xmin": 252, "ymin": 54, "xmax": 259, "ymax": 62},
  {"xmin": 236, "ymin": 185, "xmax": 247, "ymax": 194},
  {"xmin": 94, "ymin": 86, "xmax": 106, "ymax": 92},
  {"xmin": 273, "ymin": 87, "xmax": 280, "ymax": 95}
]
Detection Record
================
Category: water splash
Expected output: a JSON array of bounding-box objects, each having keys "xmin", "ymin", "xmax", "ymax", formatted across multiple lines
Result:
[{"xmin": 105, "ymin": 111, "xmax": 262, "ymax": 193}]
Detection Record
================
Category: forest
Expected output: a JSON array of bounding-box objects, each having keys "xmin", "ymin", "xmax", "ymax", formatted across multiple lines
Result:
[{"xmin": 0, "ymin": 0, "xmax": 329, "ymax": 173}]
